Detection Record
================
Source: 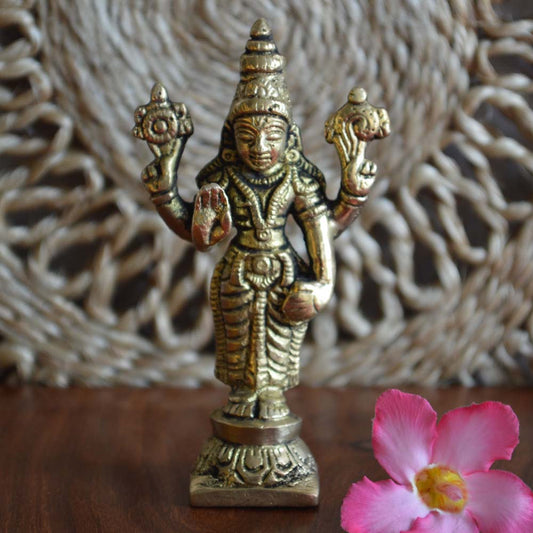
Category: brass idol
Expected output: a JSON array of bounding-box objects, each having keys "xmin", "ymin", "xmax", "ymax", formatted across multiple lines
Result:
[{"xmin": 133, "ymin": 18, "xmax": 390, "ymax": 507}]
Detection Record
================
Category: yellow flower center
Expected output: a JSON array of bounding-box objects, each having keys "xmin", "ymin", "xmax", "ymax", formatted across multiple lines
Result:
[{"xmin": 415, "ymin": 465, "xmax": 468, "ymax": 513}]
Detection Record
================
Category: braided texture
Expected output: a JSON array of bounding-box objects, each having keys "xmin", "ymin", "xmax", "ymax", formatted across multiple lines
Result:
[{"xmin": 0, "ymin": 1, "xmax": 532, "ymax": 386}]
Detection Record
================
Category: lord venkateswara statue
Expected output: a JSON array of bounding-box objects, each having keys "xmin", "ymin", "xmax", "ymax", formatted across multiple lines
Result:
[{"xmin": 133, "ymin": 18, "xmax": 390, "ymax": 507}]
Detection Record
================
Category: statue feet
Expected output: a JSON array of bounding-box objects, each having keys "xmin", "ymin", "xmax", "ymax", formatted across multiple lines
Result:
[
  {"xmin": 223, "ymin": 388, "xmax": 257, "ymax": 418},
  {"xmin": 222, "ymin": 387, "xmax": 290, "ymax": 420},
  {"xmin": 258, "ymin": 387, "xmax": 290, "ymax": 420}
]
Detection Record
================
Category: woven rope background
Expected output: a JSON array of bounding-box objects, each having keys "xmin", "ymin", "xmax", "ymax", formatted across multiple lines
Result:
[{"xmin": 0, "ymin": 0, "xmax": 532, "ymax": 386}]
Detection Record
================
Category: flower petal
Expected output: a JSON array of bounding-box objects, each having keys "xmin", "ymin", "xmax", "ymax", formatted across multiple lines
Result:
[
  {"xmin": 465, "ymin": 470, "xmax": 533, "ymax": 533},
  {"xmin": 372, "ymin": 389, "xmax": 436, "ymax": 484},
  {"xmin": 404, "ymin": 511, "xmax": 478, "ymax": 532},
  {"xmin": 341, "ymin": 477, "xmax": 429, "ymax": 533},
  {"xmin": 432, "ymin": 401, "xmax": 519, "ymax": 474}
]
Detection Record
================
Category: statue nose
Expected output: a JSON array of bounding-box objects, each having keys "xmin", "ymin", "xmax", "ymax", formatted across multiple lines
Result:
[{"xmin": 252, "ymin": 132, "xmax": 268, "ymax": 152}]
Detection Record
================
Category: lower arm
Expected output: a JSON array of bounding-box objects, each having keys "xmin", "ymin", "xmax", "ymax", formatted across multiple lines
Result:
[{"xmin": 155, "ymin": 191, "xmax": 194, "ymax": 242}]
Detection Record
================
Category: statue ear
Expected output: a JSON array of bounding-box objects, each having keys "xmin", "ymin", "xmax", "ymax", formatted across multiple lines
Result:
[
  {"xmin": 285, "ymin": 123, "xmax": 302, "ymax": 163},
  {"xmin": 287, "ymin": 123, "xmax": 302, "ymax": 151},
  {"xmin": 220, "ymin": 120, "xmax": 237, "ymax": 162}
]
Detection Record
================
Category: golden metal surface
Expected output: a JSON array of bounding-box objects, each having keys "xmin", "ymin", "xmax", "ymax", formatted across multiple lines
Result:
[
  {"xmin": 134, "ymin": 18, "xmax": 389, "ymax": 507},
  {"xmin": 190, "ymin": 466, "xmax": 319, "ymax": 507},
  {"xmin": 211, "ymin": 408, "xmax": 302, "ymax": 445}
]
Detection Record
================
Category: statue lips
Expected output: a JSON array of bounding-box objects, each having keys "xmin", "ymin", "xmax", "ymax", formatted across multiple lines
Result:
[{"xmin": 249, "ymin": 153, "xmax": 273, "ymax": 170}]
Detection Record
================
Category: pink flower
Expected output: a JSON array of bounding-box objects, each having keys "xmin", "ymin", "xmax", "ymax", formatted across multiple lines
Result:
[{"xmin": 341, "ymin": 389, "xmax": 533, "ymax": 533}]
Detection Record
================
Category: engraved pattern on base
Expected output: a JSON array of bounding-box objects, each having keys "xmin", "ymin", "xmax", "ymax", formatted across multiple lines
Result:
[{"xmin": 193, "ymin": 436, "xmax": 317, "ymax": 489}]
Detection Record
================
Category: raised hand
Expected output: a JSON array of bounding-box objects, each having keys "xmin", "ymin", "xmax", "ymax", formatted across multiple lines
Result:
[
  {"xmin": 343, "ymin": 155, "xmax": 378, "ymax": 198},
  {"xmin": 133, "ymin": 82, "xmax": 193, "ymax": 196},
  {"xmin": 192, "ymin": 184, "xmax": 232, "ymax": 251},
  {"xmin": 325, "ymin": 87, "xmax": 390, "ymax": 237},
  {"xmin": 325, "ymin": 86, "xmax": 390, "ymax": 197}
]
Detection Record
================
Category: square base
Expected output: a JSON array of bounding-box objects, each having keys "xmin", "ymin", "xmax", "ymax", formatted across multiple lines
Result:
[{"xmin": 190, "ymin": 471, "xmax": 319, "ymax": 507}]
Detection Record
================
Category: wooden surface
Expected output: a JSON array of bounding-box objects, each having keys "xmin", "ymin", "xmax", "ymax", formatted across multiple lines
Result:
[{"xmin": 1, "ymin": 387, "xmax": 531, "ymax": 532}]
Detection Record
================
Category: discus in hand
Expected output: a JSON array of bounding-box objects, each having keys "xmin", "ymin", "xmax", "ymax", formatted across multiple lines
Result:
[{"xmin": 132, "ymin": 82, "xmax": 193, "ymax": 157}]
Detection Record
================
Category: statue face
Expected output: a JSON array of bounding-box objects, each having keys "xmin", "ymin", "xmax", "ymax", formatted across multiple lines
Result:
[{"xmin": 234, "ymin": 115, "xmax": 288, "ymax": 172}]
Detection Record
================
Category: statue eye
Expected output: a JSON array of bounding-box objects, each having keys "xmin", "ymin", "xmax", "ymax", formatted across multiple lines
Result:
[
  {"xmin": 237, "ymin": 132, "xmax": 255, "ymax": 144},
  {"xmin": 264, "ymin": 125, "xmax": 286, "ymax": 141}
]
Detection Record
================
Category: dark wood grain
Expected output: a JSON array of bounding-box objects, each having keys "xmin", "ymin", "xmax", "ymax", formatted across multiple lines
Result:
[{"xmin": 0, "ymin": 387, "xmax": 531, "ymax": 532}]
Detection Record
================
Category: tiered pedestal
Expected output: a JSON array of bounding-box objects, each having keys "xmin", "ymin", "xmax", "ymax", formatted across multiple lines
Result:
[{"xmin": 190, "ymin": 409, "xmax": 319, "ymax": 507}]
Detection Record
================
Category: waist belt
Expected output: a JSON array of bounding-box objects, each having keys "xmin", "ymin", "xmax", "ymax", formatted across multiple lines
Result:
[{"xmin": 236, "ymin": 228, "xmax": 287, "ymax": 250}]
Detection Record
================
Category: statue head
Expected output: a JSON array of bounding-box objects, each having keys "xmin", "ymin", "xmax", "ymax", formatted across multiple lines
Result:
[
  {"xmin": 233, "ymin": 114, "xmax": 288, "ymax": 172},
  {"xmin": 222, "ymin": 19, "xmax": 296, "ymax": 173}
]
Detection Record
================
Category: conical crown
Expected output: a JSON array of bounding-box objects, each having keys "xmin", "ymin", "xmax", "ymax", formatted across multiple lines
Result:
[{"xmin": 228, "ymin": 19, "xmax": 292, "ymax": 123}]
